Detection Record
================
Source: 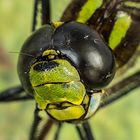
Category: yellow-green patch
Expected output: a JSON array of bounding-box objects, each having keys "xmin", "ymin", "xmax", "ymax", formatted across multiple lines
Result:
[
  {"xmin": 29, "ymin": 59, "xmax": 86, "ymax": 110},
  {"xmin": 52, "ymin": 21, "xmax": 64, "ymax": 28},
  {"xmin": 34, "ymin": 82, "xmax": 86, "ymax": 109},
  {"xmin": 47, "ymin": 105, "xmax": 85, "ymax": 121},
  {"xmin": 29, "ymin": 59, "xmax": 80, "ymax": 87},
  {"xmin": 42, "ymin": 49, "xmax": 58, "ymax": 56},
  {"xmin": 124, "ymin": 1, "xmax": 140, "ymax": 9},
  {"xmin": 76, "ymin": 0, "xmax": 103, "ymax": 23},
  {"xmin": 109, "ymin": 12, "xmax": 132, "ymax": 49}
]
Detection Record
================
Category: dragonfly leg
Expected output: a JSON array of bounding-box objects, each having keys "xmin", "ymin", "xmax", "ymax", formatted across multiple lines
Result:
[
  {"xmin": 32, "ymin": 0, "xmax": 39, "ymax": 31},
  {"xmin": 54, "ymin": 123, "xmax": 62, "ymax": 140},
  {"xmin": 30, "ymin": 106, "xmax": 54, "ymax": 140},
  {"xmin": 41, "ymin": 0, "xmax": 50, "ymax": 25},
  {"xmin": 0, "ymin": 86, "xmax": 33, "ymax": 102},
  {"xmin": 100, "ymin": 71, "xmax": 140, "ymax": 108},
  {"xmin": 32, "ymin": 0, "xmax": 50, "ymax": 31},
  {"xmin": 83, "ymin": 122, "xmax": 95, "ymax": 140},
  {"xmin": 37, "ymin": 118, "xmax": 54, "ymax": 140},
  {"xmin": 76, "ymin": 121, "xmax": 95, "ymax": 140},
  {"xmin": 76, "ymin": 125, "xmax": 85, "ymax": 140},
  {"xmin": 29, "ymin": 107, "xmax": 41, "ymax": 140}
]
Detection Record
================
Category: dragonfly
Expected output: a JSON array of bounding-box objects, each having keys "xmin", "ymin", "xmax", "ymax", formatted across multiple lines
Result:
[{"xmin": 0, "ymin": 0, "xmax": 140, "ymax": 140}]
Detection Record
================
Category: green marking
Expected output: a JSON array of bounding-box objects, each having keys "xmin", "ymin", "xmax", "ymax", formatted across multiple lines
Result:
[
  {"xmin": 42, "ymin": 49, "xmax": 58, "ymax": 56},
  {"xmin": 109, "ymin": 12, "xmax": 132, "ymax": 50},
  {"xmin": 29, "ymin": 59, "xmax": 86, "ymax": 110},
  {"xmin": 34, "ymin": 93, "xmax": 47, "ymax": 109},
  {"xmin": 34, "ymin": 82, "xmax": 86, "ymax": 109},
  {"xmin": 124, "ymin": 1, "xmax": 140, "ymax": 9},
  {"xmin": 30, "ymin": 59, "xmax": 80, "ymax": 87},
  {"xmin": 76, "ymin": 0, "xmax": 103, "ymax": 23},
  {"xmin": 47, "ymin": 105, "xmax": 85, "ymax": 121}
]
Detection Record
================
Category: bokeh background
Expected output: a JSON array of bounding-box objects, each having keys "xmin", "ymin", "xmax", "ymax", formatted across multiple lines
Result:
[{"xmin": 0, "ymin": 0, "xmax": 140, "ymax": 140}]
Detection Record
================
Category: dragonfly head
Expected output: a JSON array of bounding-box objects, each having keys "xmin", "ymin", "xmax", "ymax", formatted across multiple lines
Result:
[{"xmin": 18, "ymin": 21, "xmax": 116, "ymax": 122}]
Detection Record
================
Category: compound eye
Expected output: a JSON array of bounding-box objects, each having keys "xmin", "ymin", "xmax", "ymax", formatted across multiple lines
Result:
[
  {"xmin": 52, "ymin": 21, "xmax": 116, "ymax": 90},
  {"xmin": 81, "ymin": 41, "xmax": 115, "ymax": 89},
  {"xmin": 18, "ymin": 25, "xmax": 55, "ymax": 95}
]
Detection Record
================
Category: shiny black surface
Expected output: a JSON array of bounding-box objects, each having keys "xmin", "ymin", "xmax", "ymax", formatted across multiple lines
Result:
[
  {"xmin": 52, "ymin": 22, "xmax": 115, "ymax": 90},
  {"xmin": 18, "ymin": 22, "xmax": 115, "ymax": 95},
  {"xmin": 18, "ymin": 25, "xmax": 54, "ymax": 95}
]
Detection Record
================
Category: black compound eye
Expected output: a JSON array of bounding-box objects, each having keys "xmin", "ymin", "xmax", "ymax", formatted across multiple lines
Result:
[
  {"xmin": 18, "ymin": 25, "xmax": 55, "ymax": 94},
  {"xmin": 18, "ymin": 21, "xmax": 116, "ymax": 96},
  {"xmin": 52, "ymin": 21, "xmax": 116, "ymax": 89}
]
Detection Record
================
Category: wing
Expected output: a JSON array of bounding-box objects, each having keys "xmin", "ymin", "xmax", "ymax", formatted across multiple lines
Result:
[{"xmin": 61, "ymin": 0, "xmax": 140, "ymax": 68}]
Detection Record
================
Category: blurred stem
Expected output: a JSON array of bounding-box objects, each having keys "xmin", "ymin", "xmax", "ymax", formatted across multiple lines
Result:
[
  {"xmin": 0, "ymin": 86, "xmax": 33, "ymax": 102},
  {"xmin": 37, "ymin": 118, "xmax": 54, "ymax": 140},
  {"xmin": 41, "ymin": 0, "xmax": 50, "ymax": 25},
  {"xmin": 32, "ymin": 0, "xmax": 39, "ymax": 31},
  {"xmin": 83, "ymin": 122, "xmax": 95, "ymax": 140},
  {"xmin": 30, "ymin": 107, "xmax": 41, "ymax": 140},
  {"xmin": 54, "ymin": 123, "xmax": 62, "ymax": 140},
  {"xmin": 76, "ymin": 125, "xmax": 85, "ymax": 140},
  {"xmin": 76, "ymin": 122, "xmax": 95, "ymax": 140},
  {"xmin": 100, "ymin": 71, "xmax": 140, "ymax": 108}
]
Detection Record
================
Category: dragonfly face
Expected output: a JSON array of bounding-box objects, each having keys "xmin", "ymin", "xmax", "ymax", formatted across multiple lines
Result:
[
  {"xmin": 18, "ymin": 22, "xmax": 115, "ymax": 122},
  {"xmin": 1, "ymin": 0, "xmax": 140, "ymax": 139}
]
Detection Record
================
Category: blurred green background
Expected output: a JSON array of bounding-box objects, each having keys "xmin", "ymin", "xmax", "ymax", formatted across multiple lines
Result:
[{"xmin": 0, "ymin": 0, "xmax": 140, "ymax": 140}]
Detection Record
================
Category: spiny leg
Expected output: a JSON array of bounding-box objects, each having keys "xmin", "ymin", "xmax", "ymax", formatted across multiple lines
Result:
[
  {"xmin": 61, "ymin": 0, "xmax": 87, "ymax": 22},
  {"xmin": 32, "ymin": 0, "xmax": 39, "ymax": 31},
  {"xmin": 0, "ymin": 86, "xmax": 33, "ymax": 102},
  {"xmin": 30, "ymin": 107, "xmax": 54, "ymax": 140},
  {"xmin": 32, "ymin": 0, "xmax": 50, "ymax": 31},
  {"xmin": 76, "ymin": 125, "xmax": 85, "ymax": 140},
  {"xmin": 76, "ymin": 122, "xmax": 95, "ymax": 140},
  {"xmin": 82, "ymin": 122, "xmax": 95, "ymax": 140},
  {"xmin": 54, "ymin": 123, "xmax": 62, "ymax": 140},
  {"xmin": 41, "ymin": 0, "xmax": 50, "ymax": 25},
  {"xmin": 30, "ymin": 107, "xmax": 41, "ymax": 140},
  {"xmin": 37, "ymin": 118, "xmax": 53, "ymax": 140},
  {"xmin": 100, "ymin": 71, "xmax": 140, "ymax": 108}
]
